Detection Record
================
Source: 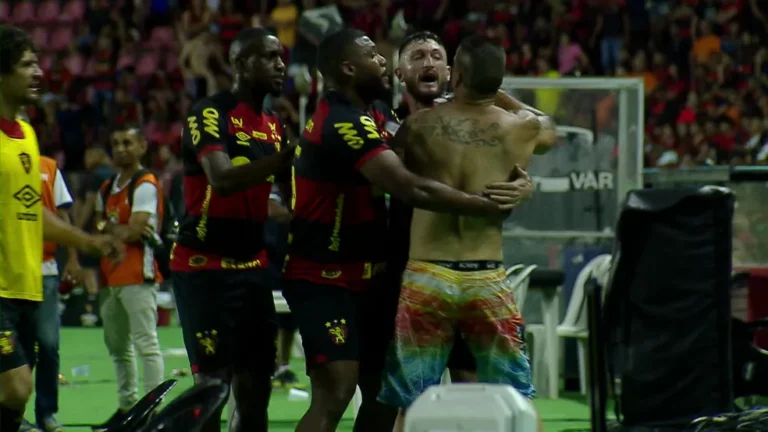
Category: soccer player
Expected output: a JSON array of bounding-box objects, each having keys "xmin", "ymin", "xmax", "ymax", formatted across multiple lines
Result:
[
  {"xmin": 0, "ymin": 25, "xmax": 124, "ymax": 432},
  {"xmin": 378, "ymin": 35, "xmax": 556, "ymax": 420},
  {"xmin": 382, "ymin": 30, "xmax": 543, "ymax": 387},
  {"xmin": 170, "ymin": 27, "xmax": 294, "ymax": 432},
  {"xmin": 374, "ymin": 30, "xmax": 544, "ymax": 430},
  {"xmin": 282, "ymin": 28, "xmax": 515, "ymax": 432},
  {"xmin": 92, "ymin": 125, "xmax": 166, "ymax": 425},
  {"xmin": 20, "ymin": 156, "xmax": 80, "ymax": 432}
]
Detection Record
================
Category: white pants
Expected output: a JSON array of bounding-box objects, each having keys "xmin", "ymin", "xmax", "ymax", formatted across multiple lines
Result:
[{"xmin": 100, "ymin": 283, "xmax": 165, "ymax": 410}]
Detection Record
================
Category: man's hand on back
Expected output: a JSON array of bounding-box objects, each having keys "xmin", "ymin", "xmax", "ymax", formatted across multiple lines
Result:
[{"xmin": 482, "ymin": 165, "xmax": 534, "ymax": 211}]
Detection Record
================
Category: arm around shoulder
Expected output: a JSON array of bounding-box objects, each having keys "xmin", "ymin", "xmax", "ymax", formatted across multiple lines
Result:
[{"xmin": 516, "ymin": 110, "xmax": 557, "ymax": 154}]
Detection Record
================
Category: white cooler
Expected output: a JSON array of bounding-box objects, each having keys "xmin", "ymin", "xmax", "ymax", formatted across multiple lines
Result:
[{"xmin": 405, "ymin": 384, "xmax": 538, "ymax": 432}]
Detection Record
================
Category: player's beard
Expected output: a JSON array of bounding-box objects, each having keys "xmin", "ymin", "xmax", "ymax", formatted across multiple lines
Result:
[
  {"xmin": 357, "ymin": 74, "xmax": 390, "ymax": 103},
  {"xmin": 406, "ymin": 77, "xmax": 447, "ymax": 107}
]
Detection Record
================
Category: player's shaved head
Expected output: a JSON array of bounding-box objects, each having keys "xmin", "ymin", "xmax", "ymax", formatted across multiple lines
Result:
[
  {"xmin": 317, "ymin": 28, "xmax": 366, "ymax": 83},
  {"xmin": 229, "ymin": 27, "xmax": 273, "ymax": 64},
  {"xmin": 453, "ymin": 36, "xmax": 505, "ymax": 98}
]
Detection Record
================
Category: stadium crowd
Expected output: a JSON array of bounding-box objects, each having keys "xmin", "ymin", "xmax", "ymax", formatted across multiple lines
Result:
[
  {"xmin": 1, "ymin": 0, "xmax": 768, "ymax": 174},
  {"xmin": 2, "ymin": 1, "xmax": 768, "ymax": 431}
]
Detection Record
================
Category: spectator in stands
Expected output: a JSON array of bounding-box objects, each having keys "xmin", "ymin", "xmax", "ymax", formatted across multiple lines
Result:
[
  {"xmin": 216, "ymin": 0, "xmax": 245, "ymax": 54},
  {"xmin": 270, "ymin": 0, "xmax": 299, "ymax": 60},
  {"xmin": 692, "ymin": 19, "xmax": 722, "ymax": 64},
  {"xmin": 591, "ymin": 2, "xmax": 629, "ymax": 74},
  {"xmin": 557, "ymin": 32, "xmax": 589, "ymax": 75},
  {"xmin": 110, "ymin": 88, "xmax": 143, "ymax": 127},
  {"xmin": 55, "ymin": 92, "xmax": 88, "ymax": 171}
]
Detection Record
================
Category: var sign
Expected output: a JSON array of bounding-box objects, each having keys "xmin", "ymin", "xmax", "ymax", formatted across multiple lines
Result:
[{"xmin": 570, "ymin": 171, "xmax": 614, "ymax": 190}]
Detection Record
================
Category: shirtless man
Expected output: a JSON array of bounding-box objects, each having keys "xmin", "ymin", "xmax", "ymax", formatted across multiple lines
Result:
[{"xmin": 378, "ymin": 35, "xmax": 556, "ymax": 420}]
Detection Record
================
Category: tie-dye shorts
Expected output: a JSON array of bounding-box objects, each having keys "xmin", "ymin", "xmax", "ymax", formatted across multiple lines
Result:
[{"xmin": 378, "ymin": 260, "xmax": 534, "ymax": 408}]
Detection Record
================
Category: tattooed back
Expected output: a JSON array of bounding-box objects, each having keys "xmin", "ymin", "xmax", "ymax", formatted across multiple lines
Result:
[{"xmin": 404, "ymin": 101, "xmax": 540, "ymax": 262}]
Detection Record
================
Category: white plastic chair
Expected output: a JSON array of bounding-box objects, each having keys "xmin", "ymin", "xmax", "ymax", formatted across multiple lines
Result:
[
  {"xmin": 506, "ymin": 264, "xmax": 538, "ymax": 311},
  {"xmin": 526, "ymin": 254, "xmax": 612, "ymax": 395}
]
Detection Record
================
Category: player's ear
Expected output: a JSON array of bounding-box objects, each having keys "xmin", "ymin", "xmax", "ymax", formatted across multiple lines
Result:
[
  {"xmin": 341, "ymin": 60, "xmax": 355, "ymax": 78},
  {"xmin": 394, "ymin": 67, "xmax": 405, "ymax": 83}
]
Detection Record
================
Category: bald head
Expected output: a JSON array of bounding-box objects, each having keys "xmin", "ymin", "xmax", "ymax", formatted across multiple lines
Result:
[
  {"xmin": 229, "ymin": 27, "xmax": 273, "ymax": 65},
  {"xmin": 229, "ymin": 27, "xmax": 286, "ymax": 96}
]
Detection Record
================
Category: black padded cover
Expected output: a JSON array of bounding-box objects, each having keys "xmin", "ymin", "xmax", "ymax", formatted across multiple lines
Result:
[{"xmin": 604, "ymin": 187, "xmax": 734, "ymax": 426}]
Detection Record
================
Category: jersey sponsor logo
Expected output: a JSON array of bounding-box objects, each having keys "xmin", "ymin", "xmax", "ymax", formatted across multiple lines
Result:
[
  {"xmin": 186, "ymin": 116, "xmax": 201, "ymax": 145},
  {"xmin": 231, "ymin": 117, "xmax": 244, "ymax": 129},
  {"xmin": 328, "ymin": 194, "xmax": 344, "ymax": 251},
  {"xmin": 326, "ymin": 319, "xmax": 347, "ymax": 345},
  {"xmin": 235, "ymin": 131, "xmax": 251, "ymax": 144},
  {"xmin": 18, "ymin": 152, "xmax": 31, "ymax": 174},
  {"xmin": 221, "ymin": 258, "xmax": 263, "ymax": 269},
  {"xmin": 196, "ymin": 185, "xmax": 213, "ymax": 241},
  {"xmin": 333, "ymin": 116, "xmax": 379, "ymax": 149},
  {"xmin": 14, "ymin": 184, "xmax": 41, "ymax": 209},
  {"xmin": 252, "ymin": 130, "xmax": 268, "ymax": 140},
  {"xmin": 201, "ymin": 107, "xmax": 220, "ymax": 138},
  {"xmin": 196, "ymin": 330, "xmax": 218, "ymax": 356}
]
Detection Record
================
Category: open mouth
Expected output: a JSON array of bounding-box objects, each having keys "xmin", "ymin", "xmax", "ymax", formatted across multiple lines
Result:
[{"xmin": 419, "ymin": 70, "xmax": 439, "ymax": 84}]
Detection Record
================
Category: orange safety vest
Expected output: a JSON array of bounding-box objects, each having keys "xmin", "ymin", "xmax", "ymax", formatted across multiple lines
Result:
[
  {"xmin": 99, "ymin": 172, "xmax": 165, "ymax": 287},
  {"xmin": 40, "ymin": 156, "xmax": 59, "ymax": 263}
]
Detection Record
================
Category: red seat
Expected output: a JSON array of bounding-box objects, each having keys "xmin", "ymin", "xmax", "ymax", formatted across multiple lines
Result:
[
  {"xmin": 36, "ymin": 0, "xmax": 61, "ymax": 24},
  {"xmin": 135, "ymin": 52, "xmax": 160, "ymax": 77},
  {"xmin": 50, "ymin": 26, "xmax": 74, "ymax": 52},
  {"xmin": 61, "ymin": 0, "xmax": 86, "ymax": 22},
  {"xmin": 11, "ymin": 0, "xmax": 36, "ymax": 25},
  {"xmin": 30, "ymin": 27, "xmax": 49, "ymax": 48}
]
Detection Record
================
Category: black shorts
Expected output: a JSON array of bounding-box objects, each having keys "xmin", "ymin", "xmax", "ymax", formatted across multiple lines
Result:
[
  {"xmin": 0, "ymin": 298, "xmax": 39, "ymax": 373},
  {"xmin": 172, "ymin": 270, "xmax": 277, "ymax": 375},
  {"xmin": 282, "ymin": 279, "xmax": 399, "ymax": 383}
]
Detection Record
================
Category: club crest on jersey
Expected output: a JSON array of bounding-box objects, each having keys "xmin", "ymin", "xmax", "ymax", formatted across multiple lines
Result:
[
  {"xmin": 326, "ymin": 319, "xmax": 348, "ymax": 345},
  {"xmin": 18, "ymin": 152, "xmax": 31, "ymax": 174},
  {"xmin": 0, "ymin": 331, "xmax": 15, "ymax": 355},
  {"xmin": 196, "ymin": 330, "xmax": 218, "ymax": 356}
]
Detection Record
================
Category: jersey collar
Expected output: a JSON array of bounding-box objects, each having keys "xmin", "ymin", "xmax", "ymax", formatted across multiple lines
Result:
[{"xmin": 0, "ymin": 117, "xmax": 24, "ymax": 139}]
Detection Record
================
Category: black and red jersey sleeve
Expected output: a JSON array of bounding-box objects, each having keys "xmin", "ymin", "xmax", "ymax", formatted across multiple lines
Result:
[
  {"xmin": 324, "ymin": 108, "xmax": 390, "ymax": 171},
  {"xmin": 182, "ymin": 98, "xmax": 230, "ymax": 162}
]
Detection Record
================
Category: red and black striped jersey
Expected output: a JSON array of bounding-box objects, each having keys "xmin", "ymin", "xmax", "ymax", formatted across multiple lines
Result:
[
  {"xmin": 170, "ymin": 91, "xmax": 289, "ymax": 272},
  {"xmin": 282, "ymin": 92, "xmax": 391, "ymax": 290}
]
